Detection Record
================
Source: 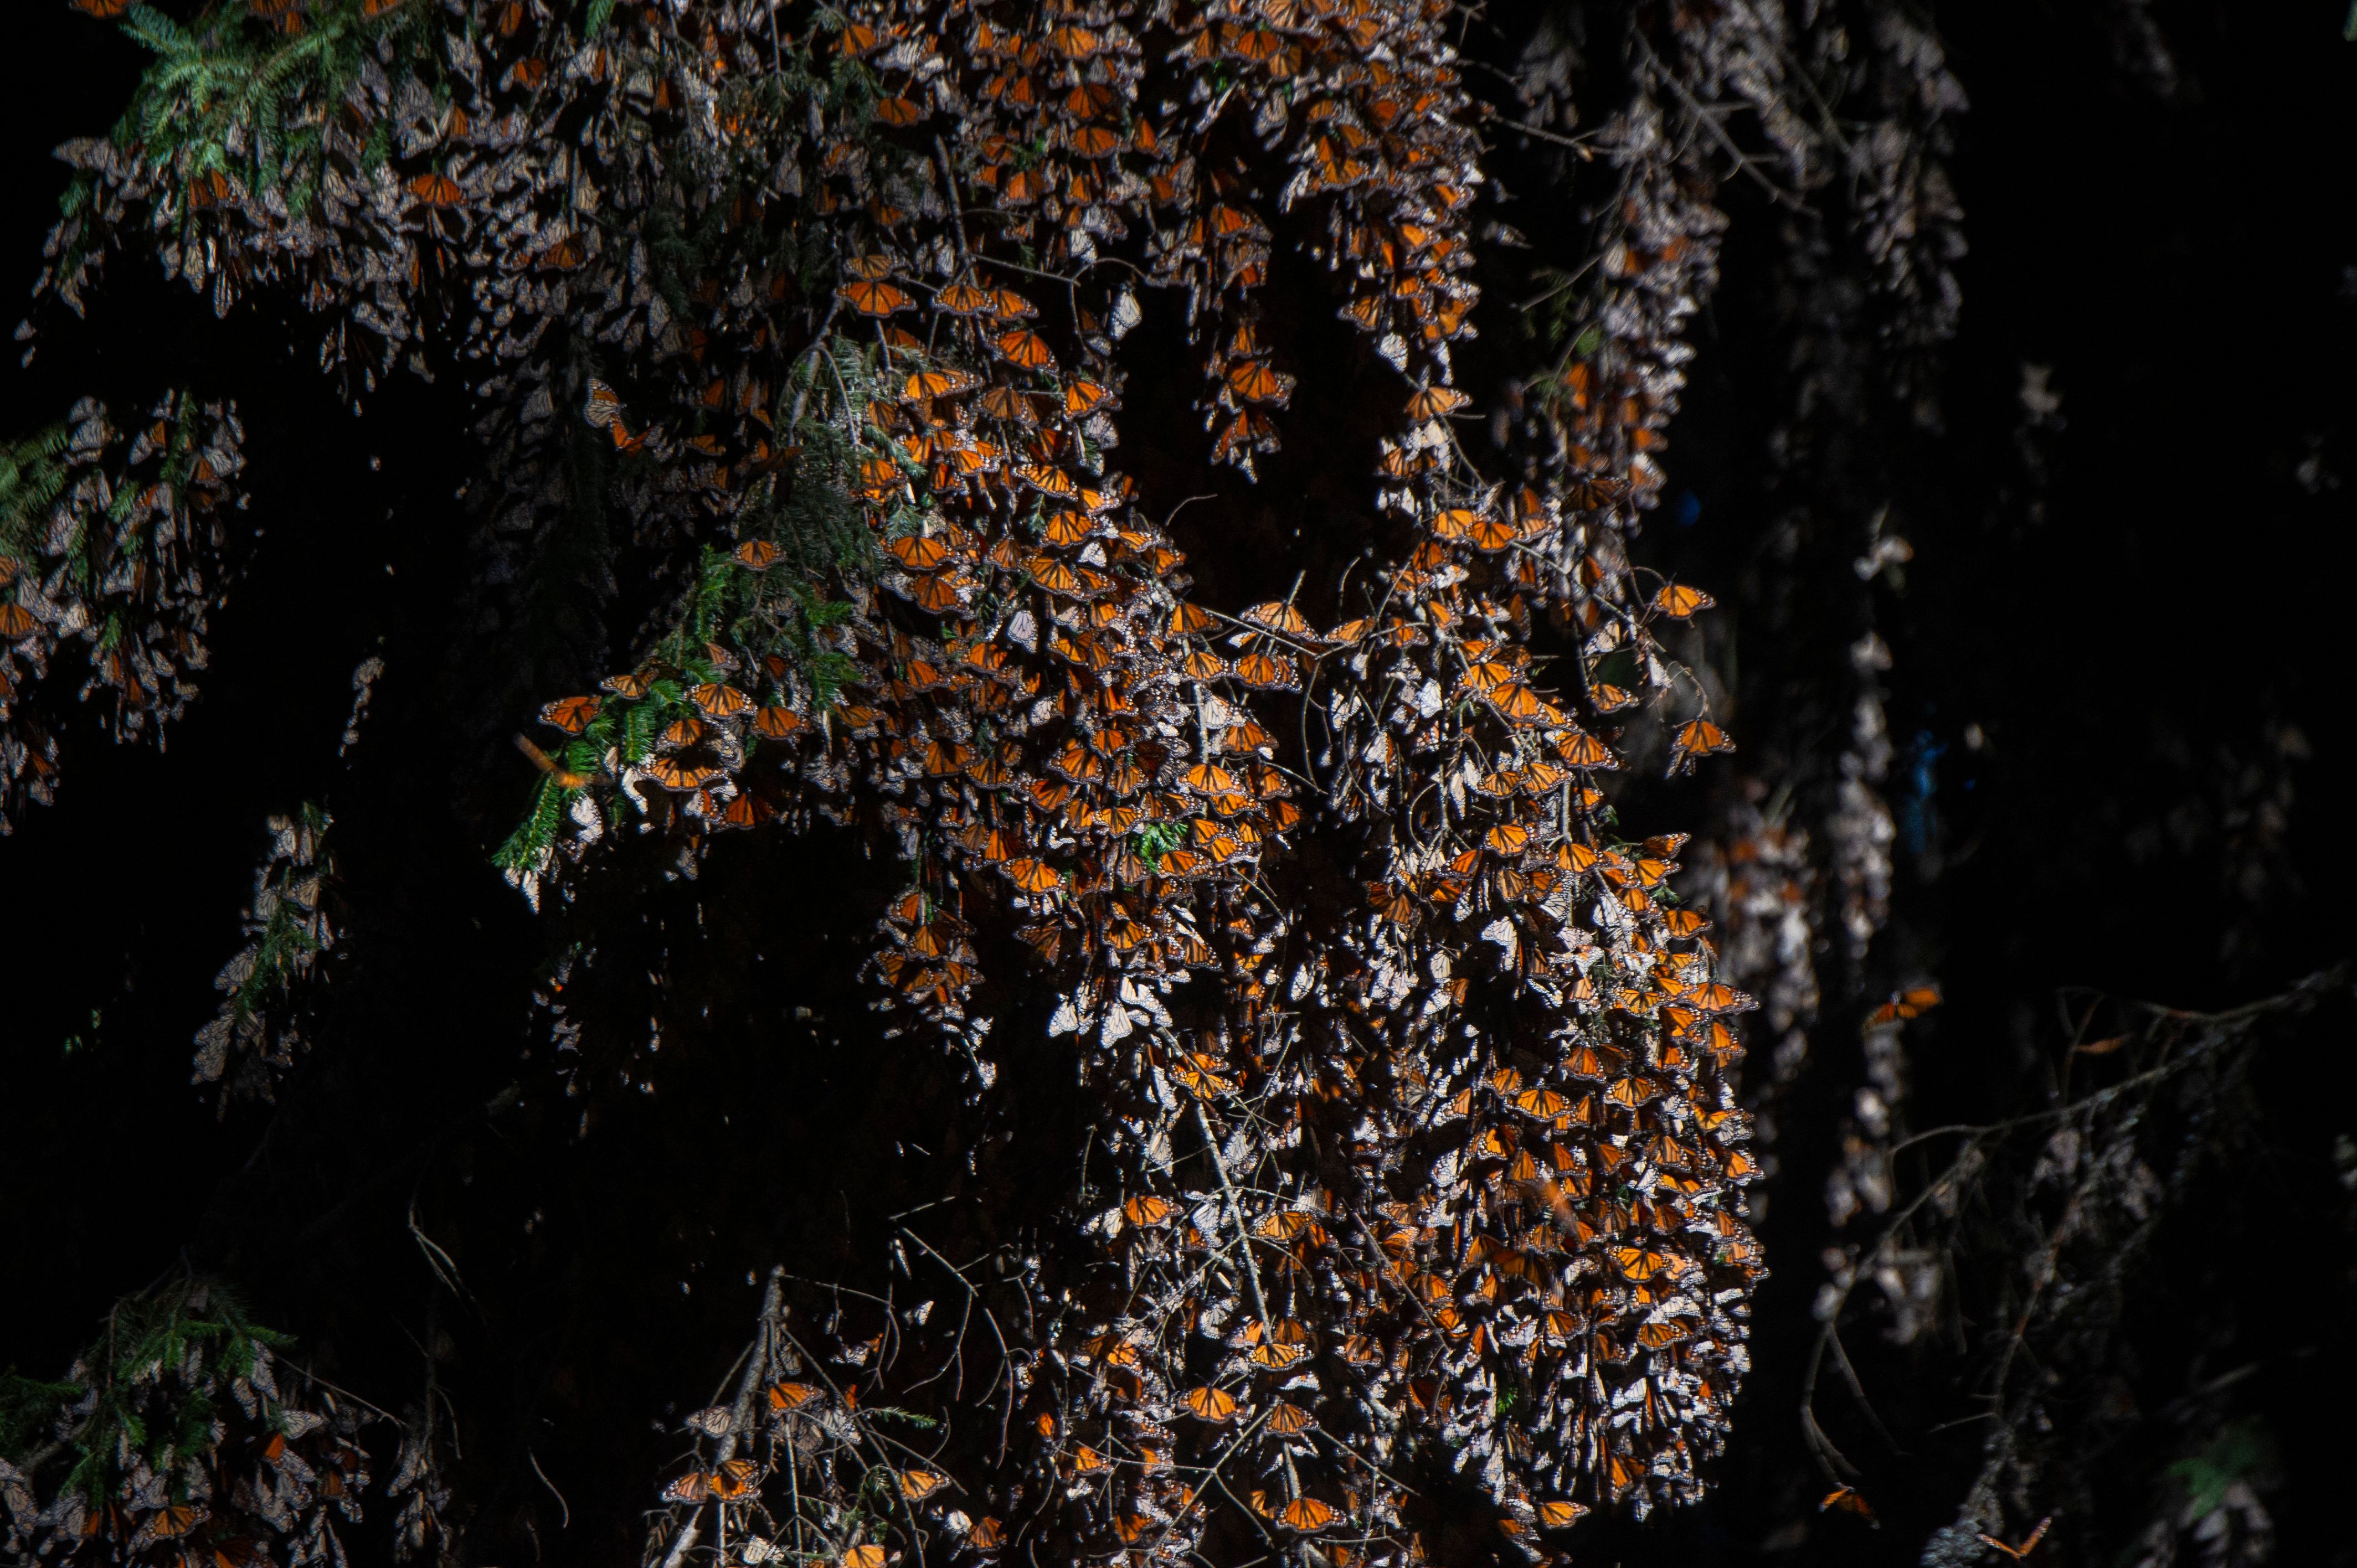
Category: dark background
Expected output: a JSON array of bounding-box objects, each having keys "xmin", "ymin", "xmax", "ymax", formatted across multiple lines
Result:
[{"xmin": 4, "ymin": 3, "xmax": 2354, "ymax": 1566}]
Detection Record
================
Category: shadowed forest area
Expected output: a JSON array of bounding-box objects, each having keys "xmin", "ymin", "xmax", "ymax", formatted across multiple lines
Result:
[{"xmin": 2, "ymin": 5, "xmax": 2353, "ymax": 1568}]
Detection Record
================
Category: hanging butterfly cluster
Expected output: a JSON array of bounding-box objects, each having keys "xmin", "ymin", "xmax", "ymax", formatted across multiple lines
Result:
[
  {"xmin": 1680, "ymin": 804, "xmax": 1821, "ymax": 1199},
  {"xmin": 0, "ymin": 395, "xmax": 245, "ymax": 829},
  {"xmin": 613, "ymin": 4, "xmax": 1783, "ymax": 1559},
  {"xmin": 26, "ymin": 0, "xmax": 1819, "ymax": 1562},
  {"xmin": 192, "ymin": 805, "xmax": 341, "ymax": 1107},
  {"xmin": 0, "ymin": 1278, "xmax": 370, "ymax": 1568}
]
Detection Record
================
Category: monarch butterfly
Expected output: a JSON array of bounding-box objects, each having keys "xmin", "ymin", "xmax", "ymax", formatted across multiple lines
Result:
[
  {"xmin": 1247, "ymin": 1341, "xmax": 1305, "ymax": 1369},
  {"xmin": 1536, "ymin": 1500, "xmax": 1589, "ymax": 1529},
  {"xmin": 841, "ymin": 1546, "xmax": 887, "ymax": 1568},
  {"xmin": 904, "ymin": 573, "xmax": 964, "ymax": 615},
  {"xmin": 691, "ymin": 684, "xmax": 751, "ymax": 718},
  {"xmin": 212, "ymin": 1536, "xmax": 261, "ymax": 1568},
  {"xmin": 1015, "ymin": 463, "xmax": 1076, "ymax": 497},
  {"xmin": 539, "ymin": 695, "xmax": 601, "ymax": 734},
  {"xmin": 841, "ymin": 256, "xmax": 896, "ymax": 282},
  {"xmin": 1414, "ymin": 507, "xmax": 1470, "ymax": 549},
  {"xmin": 666, "ymin": 1458, "xmax": 758, "ymax": 1503},
  {"xmin": 874, "ymin": 96, "xmax": 926, "ymax": 126},
  {"xmin": 1467, "ymin": 513, "xmax": 1519, "ymax": 551},
  {"xmin": 903, "ymin": 369, "xmax": 979, "ymax": 402},
  {"xmin": 1224, "ymin": 360, "xmax": 1295, "ymax": 405},
  {"xmin": 733, "ymin": 539, "xmax": 782, "ymax": 571},
  {"xmin": 1181, "ymin": 1385, "xmax": 1239, "ymax": 1422},
  {"xmin": 1870, "ymin": 984, "xmax": 1942, "ymax": 1024},
  {"xmin": 1208, "ymin": 204, "xmax": 1263, "ymax": 241},
  {"xmin": 1238, "ymin": 651, "xmax": 1299, "ymax": 688},
  {"xmin": 1820, "ymin": 1487, "xmax": 1879, "ymax": 1526},
  {"xmin": 884, "ymin": 534, "xmax": 950, "ymax": 571},
  {"xmin": 139, "ymin": 1505, "xmax": 206, "ymax": 1543},
  {"xmin": 1611, "ymin": 1246, "xmax": 1669, "ymax": 1281},
  {"xmin": 662, "ymin": 716, "xmax": 706, "ymax": 748},
  {"xmin": 644, "ymin": 756, "xmax": 718, "ymax": 791},
  {"xmin": 1065, "ymin": 125, "xmax": 1124, "ymax": 159},
  {"xmin": 1485, "ymin": 822, "xmax": 1530, "ymax": 855},
  {"xmin": 966, "ymin": 1518, "xmax": 1005, "ymax": 1551},
  {"xmin": 1488, "ymin": 683, "xmax": 1544, "ymax": 722},
  {"xmin": 1064, "ymin": 380, "xmax": 1113, "ymax": 415},
  {"xmin": 1241, "ymin": 601, "xmax": 1313, "ymax": 637},
  {"xmin": 753, "ymin": 706, "xmax": 802, "ymax": 741},
  {"xmin": 1265, "ymin": 1402, "xmax": 1314, "ymax": 1435},
  {"xmin": 1068, "ymin": 1445, "xmax": 1107, "ymax": 1474},
  {"xmin": 1652, "ymin": 582, "xmax": 1715, "ymax": 618},
  {"xmin": 1123, "ymin": 1194, "xmax": 1174, "ymax": 1226},
  {"xmin": 73, "ymin": 0, "xmax": 135, "ymax": 16},
  {"xmin": 1030, "ymin": 557, "xmax": 1085, "ymax": 595},
  {"xmin": 1210, "ymin": 409, "xmax": 1278, "ymax": 466},
  {"xmin": 1046, "ymin": 23, "xmax": 1100, "ymax": 55},
  {"xmin": 1406, "ymin": 385, "xmax": 1469, "ymax": 421},
  {"xmin": 838, "ymin": 280, "xmax": 913, "ymax": 316},
  {"xmin": 1003, "ymin": 858, "xmax": 1062, "ymax": 893},
  {"xmin": 407, "ymin": 171, "xmax": 463, "ymax": 207},
  {"xmin": 1976, "ymin": 1519, "xmax": 2051, "ymax": 1559},
  {"xmin": 515, "ymin": 735, "xmax": 595, "ymax": 788},
  {"xmin": 1515, "ymin": 1087, "xmax": 1566, "ymax": 1119},
  {"xmin": 768, "ymin": 1382, "xmax": 821, "ymax": 1411},
  {"xmin": 1279, "ymin": 1498, "xmax": 1336, "ymax": 1532},
  {"xmin": 936, "ymin": 282, "xmax": 993, "ymax": 315},
  {"xmin": 682, "ymin": 1405, "xmax": 733, "ymax": 1438},
  {"xmin": 1636, "ymin": 1319, "xmax": 1692, "ymax": 1349},
  {"xmin": 1518, "ymin": 761, "xmax": 1567, "ymax": 795},
  {"xmin": 1661, "ymin": 909, "xmax": 1710, "ymax": 936},
  {"xmin": 1459, "ymin": 658, "xmax": 1512, "ymax": 695},
  {"xmin": 995, "ymin": 329, "xmax": 1055, "ymax": 369},
  {"xmin": 1675, "ymin": 718, "xmax": 1733, "ymax": 755},
  {"xmin": 898, "ymin": 1471, "xmax": 948, "ymax": 1500}
]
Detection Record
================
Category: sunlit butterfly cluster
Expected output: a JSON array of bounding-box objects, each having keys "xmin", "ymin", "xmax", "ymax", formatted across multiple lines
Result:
[
  {"xmin": 0, "ymin": 395, "xmax": 244, "ymax": 830},
  {"xmin": 32, "ymin": 0, "xmax": 1785, "ymax": 1562}
]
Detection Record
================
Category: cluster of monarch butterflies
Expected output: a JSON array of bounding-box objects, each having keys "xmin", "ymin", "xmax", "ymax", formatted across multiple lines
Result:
[
  {"xmin": 0, "ymin": 1280, "xmax": 369, "ymax": 1568},
  {"xmin": 23, "ymin": 0, "xmax": 1831, "ymax": 1563},
  {"xmin": 0, "ymin": 395, "xmax": 245, "ymax": 830},
  {"xmin": 1678, "ymin": 805, "xmax": 1825, "ymax": 1198},
  {"xmin": 191, "ymin": 806, "xmax": 341, "ymax": 1106}
]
